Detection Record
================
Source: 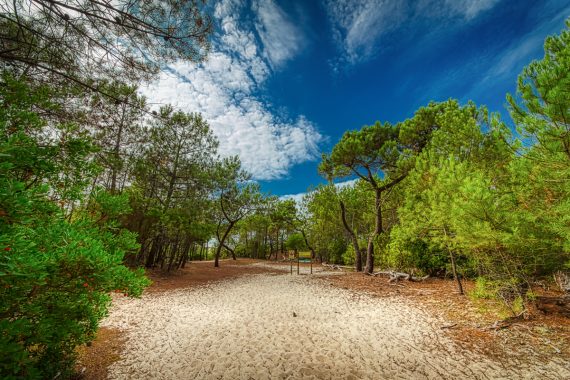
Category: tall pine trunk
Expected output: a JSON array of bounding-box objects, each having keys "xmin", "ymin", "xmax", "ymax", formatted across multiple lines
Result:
[
  {"xmin": 366, "ymin": 188, "xmax": 382, "ymax": 274},
  {"xmin": 339, "ymin": 200, "xmax": 362, "ymax": 271}
]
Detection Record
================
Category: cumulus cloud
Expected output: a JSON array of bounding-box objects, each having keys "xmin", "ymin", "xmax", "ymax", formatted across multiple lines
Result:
[
  {"xmin": 324, "ymin": 0, "xmax": 500, "ymax": 66},
  {"xmin": 139, "ymin": 0, "xmax": 321, "ymax": 180}
]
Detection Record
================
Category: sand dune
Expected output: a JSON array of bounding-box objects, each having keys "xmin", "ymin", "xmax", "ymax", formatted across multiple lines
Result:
[{"xmin": 101, "ymin": 269, "xmax": 569, "ymax": 379}]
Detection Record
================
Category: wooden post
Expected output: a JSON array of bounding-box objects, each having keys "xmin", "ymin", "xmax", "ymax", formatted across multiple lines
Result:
[
  {"xmin": 290, "ymin": 257, "xmax": 292, "ymax": 275},
  {"xmin": 297, "ymin": 255, "xmax": 299, "ymax": 275},
  {"xmin": 310, "ymin": 259, "xmax": 312, "ymax": 274}
]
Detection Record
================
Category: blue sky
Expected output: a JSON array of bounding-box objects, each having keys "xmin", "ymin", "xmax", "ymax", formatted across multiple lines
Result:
[{"xmin": 141, "ymin": 0, "xmax": 570, "ymax": 198}]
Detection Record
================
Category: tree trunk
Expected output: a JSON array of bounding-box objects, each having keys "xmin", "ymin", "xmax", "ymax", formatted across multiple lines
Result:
[
  {"xmin": 223, "ymin": 243, "xmax": 237, "ymax": 260},
  {"xmin": 110, "ymin": 110, "xmax": 124, "ymax": 194},
  {"xmin": 214, "ymin": 245, "xmax": 221, "ymax": 267},
  {"xmin": 449, "ymin": 249, "xmax": 463, "ymax": 295},
  {"xmin": 177, "ymin": 237, "xmax": 192, "ymax": 269},
  {"xmin": 299, "ymin": 229, "xmax": 316, "ymax": 261},
  {"xmin": 280, "ymin": 230, "xmax": 284, "ymax": 259},
  {"xmin": 215, "ymin": 221, "xmax": 235, "ymax": 267},
  {"xmin": 167, "ymin": 243, "xmax": 177, "ymax": 272},
  {"xmin": 164, "ymin": 146, "xmax": 181, "ymax": 211},
  {"xmin": 365, "ymin": 238, "xmax": 374, "ymax": 274},
  {"xmin": 145, "ymin": 234, "xmax": 162, "ymax": 268},
  {"xmin": 269, "ymin": 240, "xmax": 274, "ymax": 260},
  {"xmin": 339, "ymin": 200, "xmax": 362, "ymax": 272},
  {"xmin": 366, "ymin": 188, "xmax": 382, "ymax": 274},
  {"xmin": 263, "ymin": 226, "xmax": 269, "ymax": 259},
  {"xmin": 443, "ymin": 227, "xmax": 463, "ymax": 295}
]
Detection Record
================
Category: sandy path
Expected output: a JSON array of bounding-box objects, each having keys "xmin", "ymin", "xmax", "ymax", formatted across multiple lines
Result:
[{"xmin": 102, "ymin": 271, "xmax": 569, "ymax": 379}]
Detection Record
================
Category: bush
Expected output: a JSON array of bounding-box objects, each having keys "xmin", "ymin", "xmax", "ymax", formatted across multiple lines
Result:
[
  {"xmin": 470, "ymin": 277, "xmax": 529, "ymax": 316},
  {"xmin": 342, "ymin": 244, "xmax": 356, "ymax": 265},
  {"xmin": 0, "ymin": 76, "xmax": 150, "ymax": 379},
  {"xmin": 387, "ymin": 238, "xmax": 448, "ymax": 276},
  {"xmin": 324, "ymin": 239, "xmax": 346, "ymax": 264},
  {"xmin": 0, "ymin": 197, "xmax": 150, "ymax": 379},
  {"xmin": 286, "ymin": 233, "xmax": 306, "ymax": 252}
]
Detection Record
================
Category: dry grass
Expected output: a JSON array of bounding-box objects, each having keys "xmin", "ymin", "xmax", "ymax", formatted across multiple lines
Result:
[
  {"xmin": 145, "ymin": 259, "xmax": 282, "ymax": 292},
  {"xmin": 74, "ymin": 327, "xmax": 125, "ymax": 380}
]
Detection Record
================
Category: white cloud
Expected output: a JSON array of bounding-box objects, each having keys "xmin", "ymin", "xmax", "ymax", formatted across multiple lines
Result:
[
  {"xmin": 444, "ymin": 0, "xmax": 500, "ymax": 20},
  {"xmin": 140, "ymin": 0, "xmax": 320, "ymax": 180},
  {"xmin": 280, "ymin": 179, "xmax": 359, "ymax": 205},
  {"xmin": 280, "ymin": 192, "xmax": 307, "ymax": 205},
  {"xmin": 334, "ymin": 0, "xmax": 407, "ymax": 64},
  {"xmin": 464, "ymin": 5, "xmax": 570, "ymax": 101},
  {"xmin": 490, "ymin": 34, "xmax": 543, "ymax": 77},
  {"xmin": 253, "ymin": 0, "xmax": 304, "ymax": 69},
  {"xmin": 325, "ymin": 0, "xmax": 500, "ymax": 66}
]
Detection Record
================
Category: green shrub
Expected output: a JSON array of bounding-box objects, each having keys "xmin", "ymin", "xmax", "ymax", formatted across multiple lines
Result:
[
  {"xmin": 342, "ymin": 244, "xmax": 356, "ymax": 265},
  {"xmin": 0, "ymin": 75, "xmax": 150, "ymax": 379},
  {"xmin": 470, "ymin": 277, "xmax": 529, "ymax": 316},
  {"xmin": 387, "ymin": 237, "xmax": 448, "ymax": 276}
]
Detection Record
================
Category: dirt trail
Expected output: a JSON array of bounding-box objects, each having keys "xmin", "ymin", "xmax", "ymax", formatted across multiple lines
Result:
[{"xmin": 101, "ymin": 267, "xmax": 569, "ymax": 379}]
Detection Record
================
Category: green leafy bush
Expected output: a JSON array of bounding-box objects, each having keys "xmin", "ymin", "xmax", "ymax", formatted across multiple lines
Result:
[{"xmin": 0, "ymin": 75, "xmax": 150, "ymax": 379}]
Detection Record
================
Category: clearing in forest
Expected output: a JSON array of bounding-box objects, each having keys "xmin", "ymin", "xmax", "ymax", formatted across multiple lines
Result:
[{"xmin": 93, "ymin": 262, "xmax": 569, "ymax": 380}]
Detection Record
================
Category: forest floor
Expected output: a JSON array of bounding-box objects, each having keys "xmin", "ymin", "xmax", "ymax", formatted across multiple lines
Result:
[{"xmin": 76, "ymin": 260, "xmax": 570, "ymax": 379}]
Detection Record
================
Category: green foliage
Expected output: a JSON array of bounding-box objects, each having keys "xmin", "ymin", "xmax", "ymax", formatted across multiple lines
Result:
[
  {"xmin": 309, "ymin": 21, "xmax": 570, "ymax": 310},
  {"xmin": 470, "ymin": 277, "xmax": 527, "ymax": 317},
  {"xmin": 286, "ymin": 233, "xmax": 306, "ymax": 252},
  {"xmin": 326, "ymin": 239, "xmax": 348, "ymax": 265},
  {"xmin": 0, "ymin": 76, "xmax": 149, "ymax": 379},
  {"xmin": 342, "ymin": 243, "xmax": 356, "ymax": 265},
  {"xmin": 125, "ymin": 104, "xmax": 221, "ymax": 269},
  {"xmin": 304, "ymin": 184, "xmax": 349, "ymax": 264},
  {"xmin": 505, "ymin": 19, "xmax": 570, "ymax": 272},
  {"xmin": 1, "ymin": 6, "xmax": 569, "ymax": 378},
  {"xmin": 1, "ymin": 1, "xmax": 212, "ymax": 91},
  {"xmin": 320, "ymin": 121, "xmax": 400, "ymax": 181},
  {"xmin": 211, "ymin": 157, "xmax": 264, "ymax": 264},
  {"xmin": 387, "ymin": 236, "xmax": 448, "ymax": 276},
  {"xmin": 0, "ymin": 1, "xmax": 219, "ymax": 376}
]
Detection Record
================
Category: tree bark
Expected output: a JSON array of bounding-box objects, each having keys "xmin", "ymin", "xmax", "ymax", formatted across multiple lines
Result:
[
  {"xmin": 275, "ymin": 231, "xmax": 285, "ymax": 260},
  {"xmin": 443, "ymin": 227, "xmax": 463, "ymax": 295},
  {"xmin": 110, "ymin": 105, "xmax": 125, "ymax": 194},
  {"xmin": 449, "ymin": 249, "xmax": 464, "ymax": 295},
  {"xmin": 223, "ymin": 243, "xmax": 237, "ymax": 260},
  {"xmin": 215, "ymin": 221, "xmax": 235, "ymax": 267},
  {"xmin": 366, "ymin": 188, "xmax": 382, "ymax": 274},
  {"xmin": 145, "ymin": 234, "xmax": 162, "ymax": 268},
  {"xmin": 339, "ymin": 200, "xmax": 362, "ymax": 272}
]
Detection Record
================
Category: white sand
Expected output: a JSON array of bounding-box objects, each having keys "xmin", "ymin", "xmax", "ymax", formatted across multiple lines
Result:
[{"xmin": 102, "ymin": 271, "xmax": 569, "ymax": 379}]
